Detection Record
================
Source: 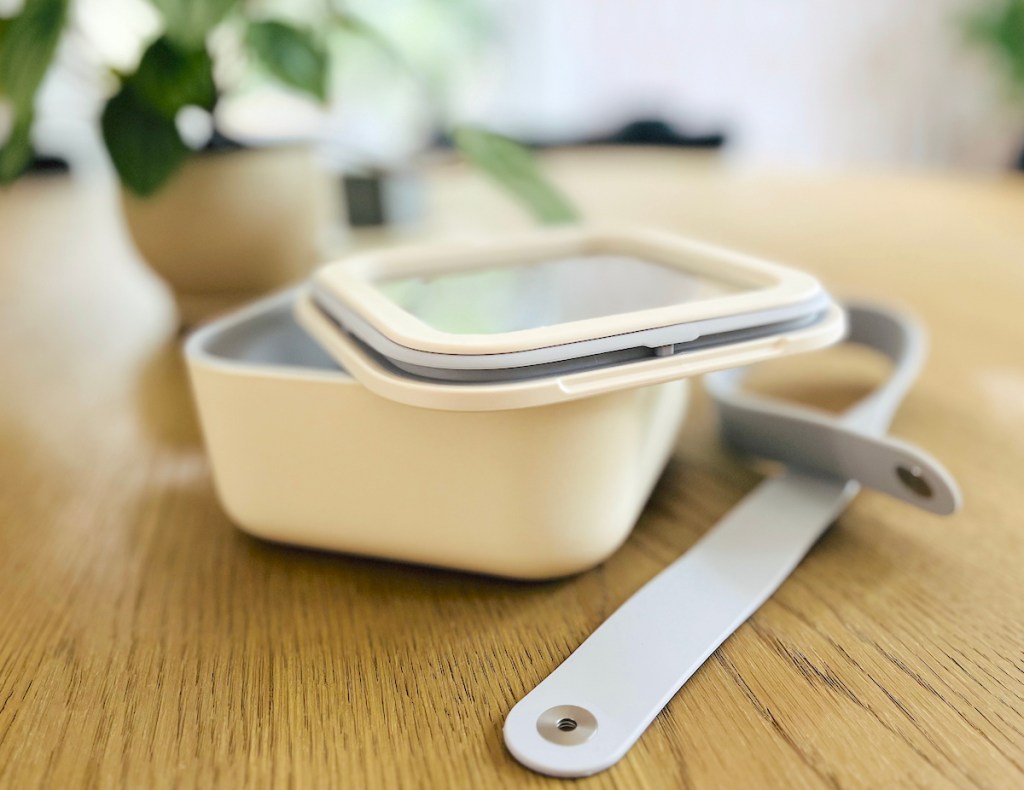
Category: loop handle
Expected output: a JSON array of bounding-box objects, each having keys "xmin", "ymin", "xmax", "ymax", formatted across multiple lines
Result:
[{"xmin": 505, "ymin": 303, "xmax": 961, "ymax": 778}]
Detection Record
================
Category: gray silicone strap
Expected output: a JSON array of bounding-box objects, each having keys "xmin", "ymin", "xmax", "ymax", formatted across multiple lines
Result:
[
  {"xmin": 705, "ymin": 303, "xmax": 958, "ymax": 515},
  {"xmin": 503, "ymin": 303, "xmax": 961, "ymax": 778}
]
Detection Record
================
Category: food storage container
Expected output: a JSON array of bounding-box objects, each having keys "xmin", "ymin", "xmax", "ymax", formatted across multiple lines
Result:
[{"xmin": 186, "ymin": 227, "xmax": 844, "ymax": 578}]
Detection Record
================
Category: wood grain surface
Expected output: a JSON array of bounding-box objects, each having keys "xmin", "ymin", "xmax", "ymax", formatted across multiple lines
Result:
[{"xmin": 1, "ymin": 149, "xmax": 1023, "ymax": 788}]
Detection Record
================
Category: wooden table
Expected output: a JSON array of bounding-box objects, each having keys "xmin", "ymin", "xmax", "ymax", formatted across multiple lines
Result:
[{"xmin": 2, "ymin": 149, "xmax": 1022, "ymax": 788}]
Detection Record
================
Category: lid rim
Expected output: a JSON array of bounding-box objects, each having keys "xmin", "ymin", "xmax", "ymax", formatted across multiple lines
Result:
[
  {"xmin": 294, "ymin": 291, "xmax": 847, "ymax": 411},
  {"xmin": 311, "ymin": 285, "xmax": 832, "ymax": 373},
  {"xmin": 311, "ymin": 227, "xmax": 826, "ymax": 356}
]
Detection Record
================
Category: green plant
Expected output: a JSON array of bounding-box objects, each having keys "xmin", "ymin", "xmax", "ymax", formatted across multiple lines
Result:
[
  {"xmin": 967, "ymin": 0, "xmax": 1024, "ymax": 89},
  {"xmin": 0, "ymin": 0, "xmax": 577, "ymax": 224},
  {"xmin": 0, "ymin": 0, "xmax": 68, "ymax": 181}
]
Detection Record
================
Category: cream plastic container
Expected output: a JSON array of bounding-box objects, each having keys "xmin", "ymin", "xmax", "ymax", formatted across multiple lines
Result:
[
  {"xmin": 187, "ymin": 292, "xmax": 689, "ymax": 578},
  {"xmin": 186, "ymin": 227, "xmax": 845, "ymax": 578}
]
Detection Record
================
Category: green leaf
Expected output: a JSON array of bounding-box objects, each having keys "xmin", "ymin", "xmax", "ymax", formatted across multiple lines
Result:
[
  {"xmin": 146, "ymin": 0, "xmax": 236, "ymax": 49},
  {"xmin": 452, "ymin": 126, "xmax": 579, "ymax": 225},
  {"xmin": 333, "ymin": 12, "xmax": 408, "ymax": 71},
  {"xmin": 0, "ymin": 0, "xmax": 68, "ymax": 114},
  {"xmin": 101, "ymin": 85, "xmax": 189, "ymax": 196},
  {"xmin": 130, "ymin": 35, "xmax": 216, "ymax": 117},
  {"xmin": 247, "ymin": 20, "xmax": 328, "ymax": 102},
  {"xmin": 0, "ymin": 115, "xmax": 33, "ymax": 183},
  {"xmin": 330, "ymin": 11, "xmax": 445, "ymax": 113},
  {"xmin": 967, "ymin": 0, "xmax": 1024, "ymax": 88}
]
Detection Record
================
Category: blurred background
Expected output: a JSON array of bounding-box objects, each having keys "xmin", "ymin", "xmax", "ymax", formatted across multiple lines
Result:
[
  {"xmin": 3, "ymin": 0, "xmax": 1024, "ymax": 326},
  {"xmin": 12, "ymin": 0, "xmax": 1024, "ymax": 172}
]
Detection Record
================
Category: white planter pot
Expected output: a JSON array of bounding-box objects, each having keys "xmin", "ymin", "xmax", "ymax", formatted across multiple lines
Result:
[{"xmin": 120, "ymin": 145, "xmax": 335, "ymax": 327}]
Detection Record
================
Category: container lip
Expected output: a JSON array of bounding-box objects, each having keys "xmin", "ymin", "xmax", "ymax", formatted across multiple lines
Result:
[
  {"xmin": 184, "ymin": 289, "xmax": 354, "ymax": 384},
  {"xmin": 294, "ymin": 290, "xmax": 847, "ymax": 412},
  {"xmin": 310, "ymin": 226, "xmax": 826, "ymax": 356}
]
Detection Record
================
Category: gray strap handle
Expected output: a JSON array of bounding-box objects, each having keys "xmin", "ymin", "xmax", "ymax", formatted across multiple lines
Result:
[
  {"xmin": 704, "ymin": 303, "xmax": 960, "ymax": 514},
  {"xmin": 505, "ymin": 303, "xmax": 961, "ymax": 778}
]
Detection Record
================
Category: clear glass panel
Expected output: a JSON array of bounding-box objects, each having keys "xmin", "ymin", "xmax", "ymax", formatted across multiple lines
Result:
[{"xmin": 375, "ymin": 255, "xmax": 748, "ymax": 335}]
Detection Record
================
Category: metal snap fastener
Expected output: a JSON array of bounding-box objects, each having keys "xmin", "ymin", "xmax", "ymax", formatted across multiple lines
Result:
[
  {"xmin": 896, "ymin": 464, "xmax": 933, "ymax": 498},
  {"xmin": 536, "ymin": 705, "xmax": 598, "ymax": 746}
]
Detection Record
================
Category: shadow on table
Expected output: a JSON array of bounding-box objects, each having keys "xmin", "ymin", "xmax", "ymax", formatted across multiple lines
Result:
[{"xmin": 134, "ymin": 338, "xmax": 203, "ymax": 448}]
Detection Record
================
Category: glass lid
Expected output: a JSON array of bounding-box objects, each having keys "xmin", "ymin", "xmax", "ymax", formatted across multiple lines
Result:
[
  {"xmin": 308, "ymin": 227, "xmax": 830, "ymax": 364},
  {"xmin": 374, "ymin": 253, "xmax": 750, "ymax": 336}
]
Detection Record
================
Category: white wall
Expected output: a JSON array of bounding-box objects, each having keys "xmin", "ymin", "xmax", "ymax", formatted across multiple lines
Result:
[
  {"xmin": 461, "ymin": 0, "xmax": 1024, "ymax": 169},
  {"xmin": 23, "ymin": 0, "xmax": 1024, "ymax": 171}
]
